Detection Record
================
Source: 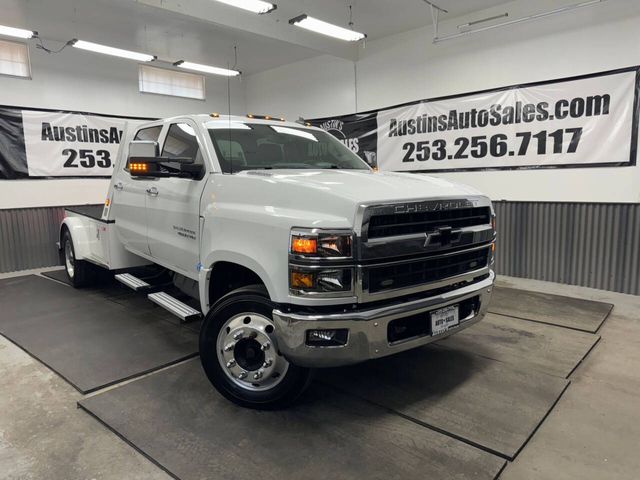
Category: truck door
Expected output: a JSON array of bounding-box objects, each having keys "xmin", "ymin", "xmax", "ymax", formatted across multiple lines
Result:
[
  {"xmin": 146, "ymin": 121, "xmax": 207, "ymax": 279},
  {"xmin": 112, "ymin": 125, "xmax": 162, "ymax": 256}
]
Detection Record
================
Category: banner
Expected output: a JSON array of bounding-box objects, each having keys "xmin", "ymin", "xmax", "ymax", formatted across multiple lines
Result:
[
  {"xmin": 308, "ymin": 112, "xmax": 378, "ymax": 168},
  {"xmin": 310, "ymin": 67, "xmax": 640, "ymax": 172},
  {"xmin": 0, "ymin": 106, "xmax": 152, "ymax": 179}
]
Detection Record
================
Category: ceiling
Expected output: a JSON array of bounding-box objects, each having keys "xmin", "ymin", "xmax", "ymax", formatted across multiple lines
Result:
[{"xmin": 1, "ymin": 0, "xmax": 516, "ymax": 74}]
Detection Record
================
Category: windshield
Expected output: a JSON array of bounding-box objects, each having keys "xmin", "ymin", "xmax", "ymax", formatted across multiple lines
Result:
[{"xmin": 207, "ymin": 122, "xmax": 370, "ymax": 173}]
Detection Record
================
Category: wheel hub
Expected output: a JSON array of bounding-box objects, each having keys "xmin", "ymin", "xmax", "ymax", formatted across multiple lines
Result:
[
  {"xmin": 233, "ymin": 338, "xmax": 265, "ymax": 371},
  {"xmin": 216, "ymin": 313, "xmax": 289, "ymax": 391}
]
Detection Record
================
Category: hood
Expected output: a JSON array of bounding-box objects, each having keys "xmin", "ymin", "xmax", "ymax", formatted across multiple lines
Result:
[
  {"xmin": 239, "ymin": 169, "xmax": 484, "ymax": 203},
  {"xmin": 210, "ymin": 169, "xmax": 489, "ymax": 230}
]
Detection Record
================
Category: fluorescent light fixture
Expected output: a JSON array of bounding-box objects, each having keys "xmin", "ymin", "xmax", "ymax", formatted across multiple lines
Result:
[
  {"xmin": 71, "ymin": 39, "xmax": 156, "ymax": 62},
  {"xmin": 174, "ymin": 60, "xmax": 240, "ymax": 77},
  {"xmin": 213, "ymin": 0, "xmax": 276, "ymax": 14},
  {"xmin": 0, "ymin": 24, "xmax": 37, "ymax": 39},
  {"xmin": 271, "ymin": 126, "xmax": 318, "ymax": 142},
  {"xmin": 289, "ymin": 15, "xmax": 366, "ymax": 42},
  {"xmin": 435, "ymin": 0, "xmax": 604, "ymax": 43}
]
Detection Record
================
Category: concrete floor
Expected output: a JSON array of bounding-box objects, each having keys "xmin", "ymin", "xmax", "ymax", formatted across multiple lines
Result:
[{"xmin": 1, "ymin": 269, "xmax": 639, "ymax": 479}]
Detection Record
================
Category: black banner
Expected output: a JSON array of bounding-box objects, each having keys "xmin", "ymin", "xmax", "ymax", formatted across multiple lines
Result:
[
  {"xmin": 0, "ymin": 108, "xmax": 28, "ymax": 179},
  {"xmin": 308, "ymin": 66, "xmax": 640, "ymax": 173},
  {"xmin": 307, "ymin": 112, "xmax": 379, "ymax": 168},
  {"xmin": 0, "ymin": 105, "xmax": 153, "ymax": 179}
]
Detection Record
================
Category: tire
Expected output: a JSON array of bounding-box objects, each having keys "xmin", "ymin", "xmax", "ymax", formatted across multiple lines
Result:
[
  {"xmin": 62, "ymin": 229, "xmax": 95, "ymax": 288},
  {"xmin": 199, "ymin": 285, "xmax": 313, "ymax": 409}
]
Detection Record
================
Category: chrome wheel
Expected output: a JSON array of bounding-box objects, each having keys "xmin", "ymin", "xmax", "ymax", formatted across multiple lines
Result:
[
  {"xmin": 216, "ymin": 312, "xmax": 289, "ymax": 392},
  {"xmin": 64, "ymin": 239, "xmax": 75, "ymax": 279}
]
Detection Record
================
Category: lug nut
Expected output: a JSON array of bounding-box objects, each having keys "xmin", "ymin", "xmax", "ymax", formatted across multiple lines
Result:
[
  {"xmin": 226, "ymin": 359, "xmax": 236, "ymax": 368},
  {"xmin": 233, "ymin": 330, "xmax": 244, "ymax": 340},
  {"xmin": 238, "ymin": 371, "xmax": 247, "ymax": 379},
  {"xmin": 261, "ymin": 341, "xmax": 271, "ymax": 351},
  {"xmin": 253, "ymin": 370, "xmax": 264, "ymax": 380},
  {"xmin": 223, "ymin": 342, "xmax": 235, "ymax": 352},
  {"xmin": 263, "ymin": 359, "xmax": 273, "ymax": 368}
]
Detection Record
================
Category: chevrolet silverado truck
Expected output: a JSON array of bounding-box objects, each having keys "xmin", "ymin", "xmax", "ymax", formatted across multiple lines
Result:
[{"xmin": 59, "ymin": 113, "xmax": 496, "ymax": 409}]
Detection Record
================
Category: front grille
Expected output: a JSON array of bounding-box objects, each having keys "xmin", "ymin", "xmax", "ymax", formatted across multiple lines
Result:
[
  {"xmin": 366, "ymin": 247, "xmax": 490, "ymax": 294},
  {"xmin": 368, "ymin": 207, "xmax": 491, "ymax": 239}
]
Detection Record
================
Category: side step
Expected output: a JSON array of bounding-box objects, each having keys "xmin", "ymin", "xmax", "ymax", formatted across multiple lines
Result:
[
  {"xmin": 115, "ymin": 273, "xmax": 152, "ymax": 292},
  {"xmin": 148, "ymin": 291, "xmax": 202, "ymax": 323}
]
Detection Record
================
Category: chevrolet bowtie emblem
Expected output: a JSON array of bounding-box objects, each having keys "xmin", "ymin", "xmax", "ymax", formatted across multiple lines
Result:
[{"xmin": 424, "ymin": 226, "xmax": 454, "ymax": 247}]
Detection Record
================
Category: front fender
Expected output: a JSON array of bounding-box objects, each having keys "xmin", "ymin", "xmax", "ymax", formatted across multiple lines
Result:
[{"xmin": 199, "ymin": 250, "xmax": 276, "ymax": 314}]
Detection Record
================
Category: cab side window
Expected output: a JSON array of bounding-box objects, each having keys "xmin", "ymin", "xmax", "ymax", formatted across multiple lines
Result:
[
  {"xmin": 160, "ymin": 123, "xmax": 204, "ymax": 178},
  {"xmin": 126, "ymin": 125, "xmax": 162, "ymax": 170}
]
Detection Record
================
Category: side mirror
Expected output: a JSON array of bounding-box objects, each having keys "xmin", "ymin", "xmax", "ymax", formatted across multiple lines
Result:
[
  {"xmin": 127, "ymin": 140, "xmax": 200, "ymax": 178},
  {"xmin": 128, "ymin": 140, "xmax": 159, "ymax": 162}
]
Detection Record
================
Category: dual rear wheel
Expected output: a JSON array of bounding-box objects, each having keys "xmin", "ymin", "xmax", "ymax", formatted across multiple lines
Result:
[{"xmin": 62, "ymin": 229, "xmax": 96, "ymax": 287}]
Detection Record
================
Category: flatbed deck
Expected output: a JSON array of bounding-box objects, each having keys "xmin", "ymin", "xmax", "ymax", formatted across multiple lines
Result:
[{"xmin": 65, "ymin": 205, "xmax": 106, "ymax": 222}]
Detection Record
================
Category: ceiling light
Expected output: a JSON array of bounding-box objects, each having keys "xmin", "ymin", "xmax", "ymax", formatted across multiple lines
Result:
[
  {"xmin": 0, "ymin": 24, "xmax": 37, "ymax": 39},
  {"xmin": 71, "ymin": 40, "xmax": 155, "ymax": 62},
  {"xmin": 289, "ymin": 15, "xmax": 366, "ymax": 42},
  {"xmin": 174, "ymin": 60, "xmax": 241, "ymax": 77},
  {"xmin": 213, "ymin": 0, "xmax": 276, "ymax": 14}
]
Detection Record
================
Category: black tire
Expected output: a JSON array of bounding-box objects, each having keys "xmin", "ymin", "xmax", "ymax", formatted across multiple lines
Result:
[
  {"xmin": 62, "ymin": 229, "xmax": 96, "ymax": 288},
  {"xmin": 199, "ymin": 285, "xmax": 313, "ymax": 409}
]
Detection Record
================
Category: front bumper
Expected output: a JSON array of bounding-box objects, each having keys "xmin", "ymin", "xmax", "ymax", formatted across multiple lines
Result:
[{"xmin": 273, "ymin": 270, "xmax": 495, "ymax": 367}]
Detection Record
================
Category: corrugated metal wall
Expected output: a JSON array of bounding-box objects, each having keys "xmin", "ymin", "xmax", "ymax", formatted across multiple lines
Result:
[
  {"xmin": 1, "ymin": 203, "xmax": 639, "ymax": 295},
  {"xmin": 0, "ymin": 207, "xmax": 64, "ymax": 273},
  {"xmin": 494, "ymin": 201, "xmax": 640, "ymax": 295}
]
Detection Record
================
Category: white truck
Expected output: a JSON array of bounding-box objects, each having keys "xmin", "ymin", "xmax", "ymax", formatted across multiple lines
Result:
[{"xmin": 59, "ymin": 113, "xmax": 496, "ymax": 409}]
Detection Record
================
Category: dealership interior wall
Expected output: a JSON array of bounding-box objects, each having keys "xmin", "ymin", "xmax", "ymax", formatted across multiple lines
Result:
[{"xmin": 1, "ymin": 0, "xmax": 640, "ymax": 294}]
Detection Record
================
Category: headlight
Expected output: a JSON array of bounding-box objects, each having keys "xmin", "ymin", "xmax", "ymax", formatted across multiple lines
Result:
[
  {"xmin": 290, "ymin": 266, "xmax": 353, "ymax": 294},
  {"xmin": 290, "ymin": 229, "xmax": 353, "ymax": 258}
]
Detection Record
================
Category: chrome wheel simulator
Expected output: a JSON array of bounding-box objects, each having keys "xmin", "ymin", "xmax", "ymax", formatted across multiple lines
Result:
[{"xmin": 216, "ymin": 313, "xmax": 289, "ymax": 391}]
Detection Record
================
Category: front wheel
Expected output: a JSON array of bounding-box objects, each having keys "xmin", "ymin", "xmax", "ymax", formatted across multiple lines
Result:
[{"xmin": 199, "ymin": 285, "xmax": 312, "ymax": 409}]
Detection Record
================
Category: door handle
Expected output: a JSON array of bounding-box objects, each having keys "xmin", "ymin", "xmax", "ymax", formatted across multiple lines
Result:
[
  {"xmin": 146, "ymin": 186, "xmax": 159, "ymax": 197},
  {"xmin": 113, "ymin": 182, "xmax": 123, "ymax": 191}
]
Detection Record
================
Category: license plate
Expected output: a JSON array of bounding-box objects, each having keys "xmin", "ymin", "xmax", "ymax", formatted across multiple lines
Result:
[{"xmin": 430, "ymin": 305, "xmax": 460, "ymax": 336}]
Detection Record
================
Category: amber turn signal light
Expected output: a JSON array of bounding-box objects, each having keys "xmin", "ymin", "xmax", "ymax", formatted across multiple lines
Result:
[
  {"xmin": 130, "ymin": 162, "xmax": 149, "ymax": 173},
  {"xmin": 291, "ymin": 271, "xmax": 315, "ymax": 289},
  {"xmin": 291, "ymin": 236, "xmax": 317, "ymax": 254}
]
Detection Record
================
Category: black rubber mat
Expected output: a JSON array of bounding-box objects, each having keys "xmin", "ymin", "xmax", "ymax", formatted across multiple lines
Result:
[
  {"xmin": 79, "ymin": 360, "xmax": 506, "ymax": 480},
  {"xmin": 41, "ymin": 268, "xmax": 73, "ymax": 285},
  {"xmin": 438, "ymin": 313, "xmax": 600, "ymax": 378},
  {"xmin": 41, "ymin": 268, "xmax": 127, "ymax": 297},
  {"xmin": 489, "ymin": 286, "xmax": 613, "ymax": 333},
  {"xmin": 40, "ymin": 270, "xmax": 202, "ymax": 332},
  {"xmin": 0, "ymin": 275, "xmax": 198, "ymax": 393},
  {"xmin": 320, "ymin": 346, "xmax": 569, "ymax": 460}
]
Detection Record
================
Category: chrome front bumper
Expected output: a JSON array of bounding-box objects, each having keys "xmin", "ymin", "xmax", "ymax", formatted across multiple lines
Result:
[{"xmin": 273, "ymin": 270, "xmax": 495, "ymax": 368}]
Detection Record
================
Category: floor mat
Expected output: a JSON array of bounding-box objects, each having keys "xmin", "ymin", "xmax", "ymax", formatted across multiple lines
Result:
[
  {"xmin": 40, "ymin": 270, "xmax": 202, "ymax": 332},
  {"xmin": 0, "ymin": 275, "xmax": 198, "ymax": 393},
  {"xmin": 489, "ymin": 286, "xmax": 613, "ymax": 333},
  {"xmin": 41, "ymin": 268, "xmax": 129, "ymax": 297},
  {"xmin": 79, "ymin": 360, "xmax": 506, "ymax": 480},
  {"xmin": 437, "ymin": 313, "xmax": 600, "ymax": 378},
  {"xmin": 320, "ymin": 346, "xmax": 569, "ymax": 460}
]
